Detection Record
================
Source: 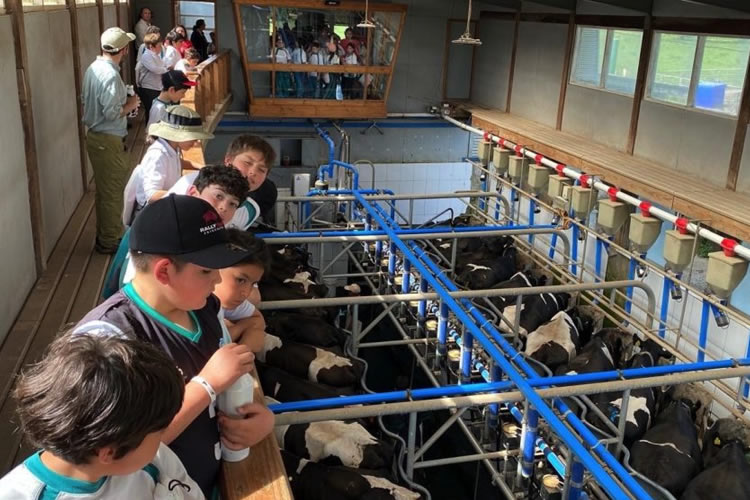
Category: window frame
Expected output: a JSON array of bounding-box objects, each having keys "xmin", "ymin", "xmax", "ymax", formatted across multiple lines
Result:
[
  {"xmin": 646, "ymin": 30, "xmax": 750, "ymax": 118},
  {"xmin": 569, "ymin": 25, "xmax": 643, "ymax": 98}
]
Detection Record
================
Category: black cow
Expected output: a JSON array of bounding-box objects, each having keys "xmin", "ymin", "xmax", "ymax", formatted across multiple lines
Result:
[
  {"xmin": 598, "ymin": 338, "xmax": 673, "ymax": 447},
  {"xmin": 630, "ymin": 400, "xmax": 703, "ymax": 496},
  {"xmin": 501, "ymin": 292, "xmax": 570, "ymax": 337},
  {"xmin": 259, "ymin": 334, "xmax": 363, "ymax": 387},
  {"xmin": 558, "ymin": 328, "xmax": 633, "ymax": 376},
  {"xmin": 455, "ymin": 247, "xmax": 517, "ymax": 290},
  {"xmin": 524, "ymin": 308, "xmax": 594, "ymax": 372},
  {"xmin": 682, "ymin": 418, "xmax": 750, "ymax": 500},
  {"xmin": 281, "ymin": 450, "xmax": 420, "ymax": 500},
  {"xmin": 266, "ymin": 313, "xmax": 348, "ymax": 351},
  {"xmin": 257, "ymin": 364, "xmax": 356, "ymax": 402},
  {"xmin": 274, "ymin": 418, "xmax": 394, "ymax": 470},
  {"xmin": 486, "ymin": 271, "xmax": 546, "ymax": 311}
]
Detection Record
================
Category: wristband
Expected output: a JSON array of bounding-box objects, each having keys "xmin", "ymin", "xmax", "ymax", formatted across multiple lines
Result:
[{"xmin": 190, "ymin": 375, "xmax": 217, "ymax": 405}]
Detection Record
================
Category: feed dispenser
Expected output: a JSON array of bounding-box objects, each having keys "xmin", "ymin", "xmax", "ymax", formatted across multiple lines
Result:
[
  {"xmin": 527, "ymin": 155, "xmax": 549, "ymax": 196},
  {"xmin": 493, "ymin": 144, "xmax": 511, "ymax": 177},
  {"xmin": 628, "ymin": 202, "xmax": 662, "ymax": 277},
  {"xmin": 477, "ymin": 133, "xmax": 492, "ymax": 166},
  {"xmin": 662, "ymin": 218, "xmax": 696, "ymax": 301},
  {"xmin": 570, "ymin": 175, "xmax": 596, "ymax": 221},
  {"xmin": 508, "ymin": 151, "xmax": 528, "ymax": 185},
  {"xmin": 597, "ymin": 187, "xmax": 629, "ymax": 236},
  {"xmin": 706, "ymin": 240, "xmax": 748, "ymax": 328},
  {"xmin": 548, "ymin": 164, "xmax": 572, "ymax": 201}
]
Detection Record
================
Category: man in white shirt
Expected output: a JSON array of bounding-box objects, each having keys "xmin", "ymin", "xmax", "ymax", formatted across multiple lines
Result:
[{"xmin": 134, "ymin": 7, "xmax": 152, "ymax": 46}]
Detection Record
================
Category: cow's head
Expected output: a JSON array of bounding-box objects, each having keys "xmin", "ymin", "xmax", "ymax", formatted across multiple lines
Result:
[{"xmin": 702, "ymin": 418, "xmax": 750, "ymax": 466}]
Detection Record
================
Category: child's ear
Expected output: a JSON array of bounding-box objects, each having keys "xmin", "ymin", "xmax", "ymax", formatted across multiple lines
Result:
[
  {"xmin": 187, "ymin": 185, "xmax": 198, "ymax": 197},
  {"xmin": 224, "ymin": 154, "xmax": 233, "ymax": 166},
  {"xmin": 153, "ymin": 257, "xmax": 173, "ymax": 284},
  {"xmin": 97, "ymin": 447, "xmax": 117, "ymax": 464}
]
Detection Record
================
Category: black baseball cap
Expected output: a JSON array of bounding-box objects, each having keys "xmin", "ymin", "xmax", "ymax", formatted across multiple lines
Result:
[
  {"xmin": 130, "ymin": 195, "xmax": 251, "ymax": 269},
  {"xmin": 162, "ymin": 70, "xmax": 197, "ymax": 91}
]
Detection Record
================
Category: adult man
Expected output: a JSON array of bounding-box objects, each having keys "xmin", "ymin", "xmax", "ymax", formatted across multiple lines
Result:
[
  {"xmin": 134, "ymin": 7, "xmax": 152, "ymax": 46},
  {"xmin": 82, "ymin": 27, "xmax": 140, "ymax": 254}
]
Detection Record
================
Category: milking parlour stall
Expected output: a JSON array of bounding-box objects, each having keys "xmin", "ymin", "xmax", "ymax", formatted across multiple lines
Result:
[{"xmin": 252, "ymin": 119, "xmax": 750, "ymax": 500}]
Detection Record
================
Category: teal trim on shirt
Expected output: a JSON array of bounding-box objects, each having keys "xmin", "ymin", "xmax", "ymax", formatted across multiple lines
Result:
[
  {"xmin": 25, "ymin": 452, "xmax": 107, "ymax": 499},
  {"xmin": 123, "ymin": 282, "xmax": 203, "ymax": 342},
  {"xmin": 142, "ymin": 463, "xmax": 159, "ymax": 483}
]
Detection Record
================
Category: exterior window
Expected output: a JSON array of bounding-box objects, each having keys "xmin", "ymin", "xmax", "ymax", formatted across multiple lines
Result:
[
  {"xmin": 570, "ymin": 26, "xmax": 643, "ymax": 96},
  {"xmin": 648, "ymin": 32, "xmax": 750, "ymax": 116}
]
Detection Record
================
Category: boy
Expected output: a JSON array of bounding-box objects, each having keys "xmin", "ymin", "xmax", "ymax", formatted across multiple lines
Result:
[
  {"xmin": 214, "ymin": 229, "xmax": 270, "ymax": 353},
  {"xmin": 104, "ymin": 165, "xmax": 249, "ymax": 299},
  {"xmin": 76, "ymin": 195, "xmax": 274, "ymax": 498},
  {"xmin": 163, "ymin": 30, "xmax": 186, "ymax": 69},
  {"xmin": 147, "ymin": 70, "xmax": 197, "ymax": 130},
  {"xmin": 175, "ymin": 48, "xmax": 201, "ymax": 74},
  {"xmin": 169, "ymin": 134, "xmax": 277, "ymax": 229},
  {"xmin": 0, "ymin": 332, "xmax": 204, "ymax": 499}
]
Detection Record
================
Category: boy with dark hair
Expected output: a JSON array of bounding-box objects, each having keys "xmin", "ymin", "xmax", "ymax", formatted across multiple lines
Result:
[
  {"xmin": 214, "ymin": 229, "xmax": 270, "ymax": 353},
  {"xmin": 147, "ymin": 70, "xmax": 197, "ymax": 130},
  {"xmin": 0, "ymin": 332, "xmax": 204, "ymax": 499},
  {"xmin": 163, "ymin": 30, "xmax": 186, "ymax": 69},
  {"xmin": 175, "ymin": 48, "xmax": 201, "ymax": 73},
  {"xmin": 77, "ymin": 195, "xmax": 274, "ymax": 498},
  {"xmin": 169, "ymin": 134, "xmax": 278, "ymax": 227}
]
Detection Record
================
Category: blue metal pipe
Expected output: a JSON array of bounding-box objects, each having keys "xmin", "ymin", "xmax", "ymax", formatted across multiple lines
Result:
[
  {"xmin": 569, "ymin": 460, "xmax": 585, "ymax": 500},
  {"xmin": 269, "ymin": 357, "xmax": 750, "ymax": 413},
  {"xmin": 312, "ymin": 123, "xmax": 335, "ymax": 180},
  {"xmin": 437, "ymin": 302, "xmax": 448, "ymax": 358},
  {"xmin": 528, "ymin": 199, "xmax": 536, "ymax": 245},
  {"xmin": 699, "ymin": 299, "xmax": 710, "ymax": 362},
  {"xmin": 659, "ymin": 275, "xmax": 671, "ymax": 338},
  {"xmin": 257, "ymin": 223, "xmax": 553, "ymax": 240},
  {"xmin": 331, "ymin": 160, "xmax": 361, "ymax": 190},
  {"xmin": 571, "ymin": 225, "xmax": 579, "ymax": 276},
  {"xmin": 388, "ymin": 242, "xmax": 397, "ymax": 284},
  {"xmin": 549, "ymin": 232, "xmax": 559, "ymax": 260},
  {"xmin": 594, "ymin": 239, "xmax": 603, "ymax": 283},
  {"xmin": 509, "ymin": 405, "xmax": 567, "ymax": 478},
  {"xmin": 460, "ymin": 325, "xmax": 474, "ymax": 384},
  {"xmin": 402, "ymin": 259, "xmax": 411, "ymax": 294},
  {"xmin": 489, "ymin": 364, "xmax": 502, "ymax": 426},
  {"xmin": 625, "ymin": 257, "xmax": 637, "ymax": 315},
  {"xmin": 521, "ymin": 408, "xmax": 539, "ymax": 478},
  {"xmin": 354, "ymin": 190, "xmax": 646, "ymax": 500},
  {"xmin": 480, "ymin": 175, "xmax": 488, "ymax": 212},
  {"xmin": 418, "ymin": 277, "xmax": 428, "ymax": 323}
]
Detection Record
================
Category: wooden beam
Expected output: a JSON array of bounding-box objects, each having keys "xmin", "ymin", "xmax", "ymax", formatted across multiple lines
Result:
[
  {"xmin": 382, "ymin": 8, "xmax": 406, "ymax": 106},
  {"xmin": 7, "ymin": 0, "xmax": 46, "ymax": 273},
  {"xmin": 586, "ymin": 0, "xmax": 652, "ymax": 13},
  {"xmin": 96, "ymin": 0, "xmax": 104, "ymax": 32},
  {"xmin": 556, "ymin": 13, "xmax": 575, "ymax": 130},
  {"xmin": 678, "ymin": 0, "xmax": 750, "ymax": 14},
  {"xmin": 626, "ymin": 15, "xmax": 652, "ymax": 155},
  {"xmin": 506, "ymin": 8, "xmax": 521, "ymax": 112},
  {"xmin": 575, "ymin": 15, "xmax": 645, "ymax": 28},
  {"xmin": 726, "ymin": 53, "xmax": 750, "ymax": 191},
  {"xmin": 520, "ymin": 12, "xmax": 569, "ymax": 23},
  {"xmin": 66, "ymin": 0, "xmax": 88, "ymax": 192},
  {"xmin": 653, "ymin": 17, "xmax": 750, "ymax": 36},
  {"xmin": 232, "ymin": 0, "xmax": 252, "ymax": 113},
  {"xmin": 250, "ymin": 99, "xmax": 386, "ymax": 119},
  {"xmin": 525, "ymin": 0, "xmax": 575, "ymax": 10}
]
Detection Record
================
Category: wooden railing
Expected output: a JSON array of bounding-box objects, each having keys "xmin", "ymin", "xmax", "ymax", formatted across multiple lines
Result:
[{"xmin": 182, "ymin": 50, "xmax": 233, "ymax": 165}]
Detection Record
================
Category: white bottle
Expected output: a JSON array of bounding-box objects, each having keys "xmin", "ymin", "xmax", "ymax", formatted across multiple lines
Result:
[
  {"xmin": 125, "ymin": 85, "xmax": 139, "ymax": 118},
  {"xmin": 217, "ymin": 372, "xmax": 255, "ymax": 462}
]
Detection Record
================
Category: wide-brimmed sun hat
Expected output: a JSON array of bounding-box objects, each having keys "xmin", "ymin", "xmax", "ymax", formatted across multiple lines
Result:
[{"xmin": 148, "ymin": 105, "xmax": 214, "ymax": 142}]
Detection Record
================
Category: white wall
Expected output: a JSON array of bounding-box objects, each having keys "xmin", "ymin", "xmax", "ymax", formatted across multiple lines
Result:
[
  {"xmin": 78, "ymin": 6, "xmax": 100, "ymax": 184},
  {"xmin": 510, "ymin": 22, "xmax": 568, "ymax": 127},
  {"xmin": 634, "ymin": 100, "xmax": 736, "ymax": 188},
  {"xmin": 472, "ymin": 17, "xmax": 514, "ymax": 111},
  {"xmin": 25, "ymin": 11, "xmax": 84, "ymax": 260},
  {"xmin": 0, "ymin": 16, "xmax": 37, "ymax": 343},
  {"xmin": 562, "ymin": 84, "xmax": 632, "ymax": 151}
]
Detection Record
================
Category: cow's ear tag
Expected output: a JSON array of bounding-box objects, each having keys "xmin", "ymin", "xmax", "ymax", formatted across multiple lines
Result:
[{"xmin": 714, "ymin": 437, "xmax": 722, "ymax": 446}]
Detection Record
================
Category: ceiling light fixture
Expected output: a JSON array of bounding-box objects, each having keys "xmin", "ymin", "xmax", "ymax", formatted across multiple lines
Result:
[
  {"xmin": 357, "ymin": 0, "xmax": 376, "ymax": 28},
  {"xmin": 452, "ymin": 0, "xmax": 481, "ymax": 45}
]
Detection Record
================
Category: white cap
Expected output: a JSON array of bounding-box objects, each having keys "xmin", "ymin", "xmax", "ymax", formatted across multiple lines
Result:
[{"xmin": 101, "ymin": 27, "xmax": 136, "ymax": 53}]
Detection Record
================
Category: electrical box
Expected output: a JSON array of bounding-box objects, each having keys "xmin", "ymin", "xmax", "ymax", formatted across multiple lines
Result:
[
  {"xmin": 706, "ymin": 251, "xmax": 749, "ymax": 299},
  {"xmin": 493, "ymin": 147, "xmax": 510, "ymax": 175},
  {"xmin": 528, "ymin": 165, "xmax": 549, "ymax": 192},
  {"xmin": 478, "ymin": 140, "xmax": 492, "ymax": 166},
  {"xmin": 597, "ymin": 199, "xmax": 629, "ymax": 235},
  {"xmin": 663, "ymin": 230, "xmax": 696, "ymax": 273},
  {"xmin": 629, "ymin": 214, "xmax": 662, "ymax": 254},
  {"xmin": 570, "ymin": 186, "xmax": 595, "ymax": 218},
  {"xmin": 293, "ymin": 173, "xmax": 311, "ymax": 196},
  {"xmin": 548, "ymin": 175, "xmax": 572, "ymax": 199},
  {"xmin": 508, "ymin": 156, "xmax": 528, "ymax": 183}
]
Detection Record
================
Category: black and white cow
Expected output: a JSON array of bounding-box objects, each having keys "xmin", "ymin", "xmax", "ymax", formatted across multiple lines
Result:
[
  {"xmin": 259, "ymin": 333, "xmax": 363, "ymax": 387},
  {"xmin": 630, "ymin": 400, "xmax": 703, "ymax": 496},
  {"xmin": 278, "ymin": 270, "xmax": 329, "ymax": 298},
  {"xmin": 524, "ymin": 308, "xmax": 594, "ymax": 372},
  {"xmin": 266, "ymin": 313, "xmax": 348, "ymax": 352},
  {"xmin": 682, "ymin": 418, "xmax": 750, "ymax": 500},
  {"xmin": 500, "ymin": 292, "xmax": 571, "ymax": 337},
  {"xmin": 598, "ymin": 338, "xmax": 673, "ymax": 446},
  {"xmin": 257, "ymin": 364, "xmax": 356, "ymax": 402},
  {"xmin": 455, "ymin": 247, "xmax": 517, "ymax": 290},
  {"xmin": 557, "ymin": 328, "xmax": 633, "ymax": 376},
  {"xmin": 273, "ymin": 416, "xmax": 394, "ymax": 470},
  {"xmin": 486, "ymin": 271, "xmax": 546, "ymax": 312},
  {"xmin": 281, "ymin": 450, "xmax": 420, "ymax": 500}
]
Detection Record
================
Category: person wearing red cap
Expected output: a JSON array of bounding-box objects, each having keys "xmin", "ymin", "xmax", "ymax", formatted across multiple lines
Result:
[{"xmin": 147, "ymin": 70, "xmax": 197, "ymax": 130}]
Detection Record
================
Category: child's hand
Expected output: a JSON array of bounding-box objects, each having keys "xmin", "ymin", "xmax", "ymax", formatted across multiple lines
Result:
[
  {"xmin": 199, "ymin": 343, "xmax": 254, "ymax": 393},
  {"xmin": 218, "ymin": 403, "xmax": 274, "ymax": 449}
]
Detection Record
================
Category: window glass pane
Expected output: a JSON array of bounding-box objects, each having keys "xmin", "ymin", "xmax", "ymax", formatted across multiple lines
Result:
[
  {"xmin": 571, "ymin": 27, "xmax": 607, "ymax": 86},
  {"xmin": 649, "ymin": 32, "xmax": 697, "ymax": 106},
  {"xmin": 696, "ymin": 36, "xmax": 750, "ymax": 115},
  {"xmin": 604, "ymin": 30, "xmax": 642, "ymax": 95}
]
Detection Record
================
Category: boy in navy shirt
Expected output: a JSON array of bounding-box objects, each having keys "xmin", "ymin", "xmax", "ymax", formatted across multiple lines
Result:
[{"xmin": 76, "ymin": 195, "xmax": 274, "ymax": 497}]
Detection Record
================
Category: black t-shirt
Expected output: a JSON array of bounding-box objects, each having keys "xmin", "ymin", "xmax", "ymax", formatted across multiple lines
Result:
[
  {"xmin": 249, "ymin": 178, "xmax": 278, "ymax": 218},
  {"xmin": 75, "ymin": 284, "xmax": 223, "ymax": 498}
]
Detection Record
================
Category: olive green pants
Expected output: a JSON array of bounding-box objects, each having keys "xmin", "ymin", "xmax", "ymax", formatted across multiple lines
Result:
[{"xmin": 85, "ymin": 131, "xmax": 130, "ymax": 248}]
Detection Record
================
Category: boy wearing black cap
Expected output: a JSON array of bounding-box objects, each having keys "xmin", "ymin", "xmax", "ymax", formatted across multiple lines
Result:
[
  {"xmin": 147, "ymin": 70, "xmax": 197, "ymax": 131},
  {"xmin": 75, "ymin": 195, "xmax": 274, "ymax": 498}
]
